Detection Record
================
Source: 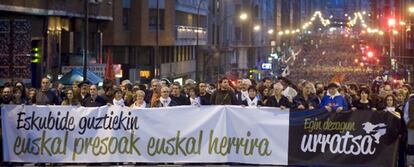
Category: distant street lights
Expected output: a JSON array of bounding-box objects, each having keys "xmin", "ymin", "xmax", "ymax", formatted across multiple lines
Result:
[
  {"xmin": 253, "ymin": 25, "xmax": 261, "ymax": 31},
  {"xmin": 239, "ymin": 13, "xmax": 248, "ymax": 20},
  {"xmin": 409, "ymin": 6, "xmax": 414, "ymax": 14},
  {"xmin": 267, "ymin": 29, "xmax": 274, "ymax": 35}
]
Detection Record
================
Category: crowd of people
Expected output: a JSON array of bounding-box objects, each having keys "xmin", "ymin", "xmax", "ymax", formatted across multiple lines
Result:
[
  {"xmin": 0, "ymin": 76, "xmax": 412, "ymax": 113},
  {"xmin": 289, "ymin": 36, "xmax": 376, "ymax": 84},
  {"xmin": 1, "ymin": 75, "xmax": 414, "ymax": 165},
  {"xmin": 1, "ymin": 34, "xmax": 414, "ymax": 166}
]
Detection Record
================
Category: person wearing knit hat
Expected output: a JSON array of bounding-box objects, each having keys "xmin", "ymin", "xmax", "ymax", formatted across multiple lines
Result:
[{"xmin": 320, "ymin": 82, "xmax": 348, "ymax": 112}]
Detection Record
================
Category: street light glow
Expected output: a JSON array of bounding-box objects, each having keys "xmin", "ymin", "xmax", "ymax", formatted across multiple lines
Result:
[
  {"xmin": 239, "ymin": 13, "xmax": 248, "ymax": 20},
  {"xmin": 268, "ymin": 29, "xmax": 274, "ymax": 34},
  {"xmin": 367, "ymin": 51, "xmax": 374, "ymax": 58},
  {"xmin": 409, "ymin": 6, "xmax": 414, "ymax": 13},
  {"xmin": 253, "ymin": 25, "xmax": 260, "ymax": 31},
  {"xmin": 388, "ymin": 18, "xmax": 396, "ymax": 27}
]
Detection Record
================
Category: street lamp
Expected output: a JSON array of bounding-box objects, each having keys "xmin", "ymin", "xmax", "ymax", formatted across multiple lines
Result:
[
  {"xmin": 267, "ymin": 29, "xmax": 274, "ymax": 35},
  {"xmin": 253, "ymin": 25, "xmax": 261, "ymax": 31},
  {"xmin": 211, "ymin": 12, "xmax": 249, "ymax": 81},
  {"xmin": 409, "ymin": 6, "xmax": 414, "ymax": 14},
  {"xmin": 239, "ymin": 13, "xmax": 248, "ymax": 20}
]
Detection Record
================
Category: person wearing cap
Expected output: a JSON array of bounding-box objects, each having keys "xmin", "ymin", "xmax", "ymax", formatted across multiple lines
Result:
[
  {"xmin": 320, "ymin": 83, "xmax": 348, "ymax": 112},
  {"xmin": 160, "ymin": 78, "xmax": 171, "ymax": 87}
]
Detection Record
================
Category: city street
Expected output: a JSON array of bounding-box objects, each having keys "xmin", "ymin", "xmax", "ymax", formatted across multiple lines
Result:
[{"xmin": 1, "ymin": 0, "xmax": 414, "ymax": 166}]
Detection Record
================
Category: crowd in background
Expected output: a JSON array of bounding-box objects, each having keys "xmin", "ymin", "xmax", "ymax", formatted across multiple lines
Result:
[{"xmin": 289, "ymin": 36, "xmax": 377, "ymax": 84}]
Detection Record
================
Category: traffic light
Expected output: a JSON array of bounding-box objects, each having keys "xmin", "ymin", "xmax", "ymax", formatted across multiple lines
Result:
[
  {"xmin": 31, "ymin": 40, "xmax": 41, "ymax": 63},
  {"xmin": 248, "ymin": 69, "xmax": 254, "ymax": 79}
]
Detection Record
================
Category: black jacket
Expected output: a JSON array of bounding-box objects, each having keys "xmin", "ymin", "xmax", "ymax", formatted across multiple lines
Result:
[
  {"xmin": 292, "ymin": 93, "xmax": 320, "ymax": 110},
  {"xmin": 170, "ymin": 94, "xmax": 190, "ymax": 105},
  {"xmin": 82, "ymin": 95, "xmax": 106, "ymax": 107},
  {"xmin": 199, "ymin": 93, "xmax": 212, "ymax": 105},
  {"xmin": 265, "ymin": 95, "xmax": 291, "ymax": 108}
]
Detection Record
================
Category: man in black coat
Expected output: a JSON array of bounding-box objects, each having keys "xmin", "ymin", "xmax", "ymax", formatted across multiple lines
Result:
[
  {"xmin": 82, "ymin": 85, "xmax": 106, "ymax": 107},
  {"xmin": 170, "ymin": 83, "xmax": 190, "ymax": 105},
  {"xmin": 199, "ymin": 82, "xmax": 211, "ymax": 105}
]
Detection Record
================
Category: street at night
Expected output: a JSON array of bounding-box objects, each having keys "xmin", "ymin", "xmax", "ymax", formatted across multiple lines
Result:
[{"xmin": 0, "ymin": 0, "xmax": 414, "ymax": 166}]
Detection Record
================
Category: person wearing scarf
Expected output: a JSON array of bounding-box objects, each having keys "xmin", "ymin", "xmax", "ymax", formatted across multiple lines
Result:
[
  {"xmin": 154, "ymin": 86, "xmax": 177, "ymax": 107},
  {"xmin": 241, "ymin": 86, "xmax": 262, "ymax": 107},
  {"xmin": 320, "ymin": 83, "xmax": 348, "ymax": 112},
  {"xmin": 112, "ymin": 89, "xmax": 125, "ymax": 107},
  {"xmin": 131, "ymin": 90, "xmax": 147, "ymax": 108},
  {"xmin": 383, "ymin": 94, "xmax": 401, "ymax": 118},
  {"xmin": 188, "ymin": 86, "xmax": 201, "ymax": 107}
]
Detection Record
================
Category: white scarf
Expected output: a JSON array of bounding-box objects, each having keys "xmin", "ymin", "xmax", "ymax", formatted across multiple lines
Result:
[
  {"xmin": 327, "ymin": 91, "xmax": 341, "ymax": 99},
  {"xmin": 241, "ymin": 90, "xmax": 249, "ymax": 101},
  {"xmin": 385, "ymin": 106, "xmax": 401, "ymax": 118},
  {"xmin": 385, "ymin": 106, "xmax": 396, "ymax": 112},
  {"xmin": 159, "ymin": 97, "xmax": 171, "ymax": 107},
  {"xmin": 190, "ymin": 97, "xmax": 201, "ymax": 106},
  {"xmin": 113, "ymin": 98, "xmax": 125, "ymax": 107},
  {"xmin": 246, "ymin": 97, "xmax": 259, "ymax": 106},
  {"xmin": 132, "ymin": 101, "xmax": 146, "ymax": 108}
]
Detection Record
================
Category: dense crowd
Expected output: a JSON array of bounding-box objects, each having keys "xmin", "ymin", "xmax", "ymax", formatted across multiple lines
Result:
[
  {"xmin": 0, "ymin": 76, "xmax": 412, "ymax": 113},
  {"xmin": 1, "ymin": 76, "xmax": 414, "ymax": 166},
  {"xmin": 289, "ymin": 36, "xmax": 375, "ymax": 84}
]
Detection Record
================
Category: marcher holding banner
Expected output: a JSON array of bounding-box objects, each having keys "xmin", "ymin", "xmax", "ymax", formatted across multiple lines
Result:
[
  {"xmin": 320, "ymin": 83, "xmax": 348, "ymax": 112},
  {"xmin": 82, "ymin": 85, "xmax": 106, "ymax": 107},
  {"xmin": 0, "ymin": 75, "xmax": 412, "ymax": 166},
  {"xmin": 131, "ymin": 90, "xmax": 147, "ymax": 108},
  {"xmin": 154, "ymin": 86, "xmax": 177, "ymax": 107}
]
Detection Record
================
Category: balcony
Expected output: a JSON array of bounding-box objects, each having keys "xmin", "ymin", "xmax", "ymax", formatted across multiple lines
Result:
[{"xmin": 175, "ymin": 25, "xmax": 207, "ymax": 45}]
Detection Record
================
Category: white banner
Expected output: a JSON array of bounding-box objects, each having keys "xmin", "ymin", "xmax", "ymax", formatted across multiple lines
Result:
[{"xmin": 2, "ymin": 105, "xmax": 289, "ymax": 164}]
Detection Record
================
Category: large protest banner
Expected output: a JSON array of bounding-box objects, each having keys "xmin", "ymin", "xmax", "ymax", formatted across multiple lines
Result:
[
  {"xmin": 1, "ymin": 105, "xmax": 401, "ymax": 166},
  {"xmin": 288, "ymin": 109, "xmax": 402, "ymax": 167},
  {"xmin": 2, "ymin": 105, "xmax": 288, "ymax": 164}
]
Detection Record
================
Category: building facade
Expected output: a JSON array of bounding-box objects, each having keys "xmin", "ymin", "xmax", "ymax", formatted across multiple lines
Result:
[
  {"xmin": 208, "ymin": 0, "xmax": 275, "ymax": 82},
  {"xmin": 102, "ymin": 0, "xmax": 208, "ymax": 84},
  {"xmin": 0, "ymin": 0, "xmax": 112, "ymax": 86}
]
